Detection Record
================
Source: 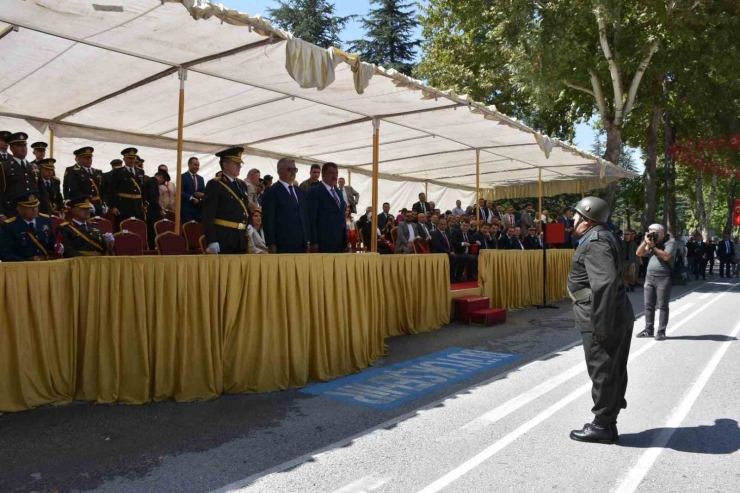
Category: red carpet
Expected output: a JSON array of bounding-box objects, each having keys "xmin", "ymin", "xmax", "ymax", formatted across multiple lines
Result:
[{"xmin": 450, "ymin": 281, "xmax": 479, "ymax": 291}]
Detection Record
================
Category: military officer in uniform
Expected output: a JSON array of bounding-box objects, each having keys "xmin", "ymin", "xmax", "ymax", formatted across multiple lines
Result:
[
  {"xmin": 0, "ymin": 132, "xmax": 51, "ymax": 224},
  {"xmin": 0, "ymin": 130, "xmax": 11, "ymax": 161},
  {"xmin": 63, "ymin": 146, "xmax": 106, "ymax": 216},
  {"xmin": 58, "ymin": 196, "xmax": 115, "ymax": 257},
  {"xmin": 568, "ymin": 197, "xmax": 634, "ymax": 444},
  {"xmin": 103, "ymin": 159, "xmax": 123, "ymax": 206},
  {"xmin": 109, "ymin": 147, "xmax": 146, "ymax": 221},
  {"xmin": 202, "ymin": 147, "xmax": 250, "ymax": 254},
  {"xmin": 0, "ymin": 192, "xmax": 56, "ymax": 261},
  {"xmin": 38, "ymin": 158, "xmax": 64, "ymax": 216},
  {"xmin": 29, "ymin": 142, "xmax": 48, "ymax": 170}
]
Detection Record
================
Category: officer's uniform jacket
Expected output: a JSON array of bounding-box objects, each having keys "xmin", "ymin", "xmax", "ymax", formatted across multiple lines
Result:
[
  {"xmin": 39, "ymin": 175, "xmax": 64, "ymax": 215},
  {"xmin": 0, "ymin": 213, "xmax": 55, "ymax": 261},
  {"xmin": 0, "ymin": 157, "xmax": 51, "ymax": 217},
  {"xmin": 567, "ymin": 225, "xmax": 634, "ymax": 335},
  {"xmin": 202, "ymin": 175, "xmax": 250, "ymax": 252},
  {"xmin": 63, "ymin": 165, "xmax": 106, "ymax": 215},
  {"xmin": 58, "ymin": 220, "xmax": 107, "ymax": 257},
  {"xmin": 109, "ymin": 165, "xmax": 146, "ymax": 219}
]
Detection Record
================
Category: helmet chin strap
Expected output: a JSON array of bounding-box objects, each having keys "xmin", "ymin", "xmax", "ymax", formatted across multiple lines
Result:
[{"xmin": 573, "ymin": 215, "xmax": 585, "ymax": 238}]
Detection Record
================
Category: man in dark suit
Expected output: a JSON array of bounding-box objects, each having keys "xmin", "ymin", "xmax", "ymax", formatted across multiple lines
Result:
[
  {"xmin": 262, "ymin": 157, "xmax": 310, "ymax": 254},
  {"xmin": 505, "ymin": 226, "xmax": 524, "ymax": 250},
  {"xmin": 476, "ymin": 198, "xmax": 491, "ymax": 224},
  {"xmin": 699, "ymin": 236, "xmax": 715, "ymax": 278},
  {"xmin": 523, "ymin": 226, "xmax": 543, "ymax": 250},
  {"xmin": 378, "ymin": 202, "xmax": 393, "ymax": 231},
  {"xmin": 63, "ymin": 146, "xmax": 106, "ymax": 216},
  {"xmin": 307, "ymin": 162, "xmax": 348, "ymax": 253},
  {"xmin": 103, "ymin": 159, "xmax": 122, "ymax": 208},
  {"xmin": 556, "ymin": 207, "xmax": 575, "ymax": 248},
  {"xmin": 202, "ymin": 147, "xmax": 251, "ymax": 254},
  {"xmin": 0, "ymin": 132, "xmax": 51, "ymax": 224},
  {"xmin": 109, "ymin": 148, "xmax": 146, "ymax": 221},
  {"xmin": 717, "ymin": 233, "xmax": 735, "ymax": 278},
  {"xmin": 430, "ymin": 217, "xmax": 463, "ymax": 283},
  {"xmin": 299, "ymin": 164, "xmax": 322, "ymax": 194},
  {"xmin": 180, "ymin": 156, "xmax": 206, "ymax": 223},
  {"xmin": 37, "ymin": 159, "xmax": 64, "ymax": 216},
  {"xmin": 686, "ymin": 233, "xmax": 702, "ymax": 280},
  {"xmin": 450, "ymin": 219, "xmax": 479, "ymax": 281},
  {"xmin": 412, "ymin": 192, "xmax": 431, "ymax": 214},
  {"xmin": 416, "ymin": 212, "xmax": 432, "ymax": 239},
  {"xmin": 145, "ymin": 170, "xmax": 168, "ymax": 249},
  {"xmin": 472, "ymin": 222, "xmax": 497, "ymax": 250}
]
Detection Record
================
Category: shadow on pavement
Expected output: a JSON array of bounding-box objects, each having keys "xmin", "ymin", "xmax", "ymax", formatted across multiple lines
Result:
[
  {"xmin": 618, "ymin": 419, "xmax": 740, "ymax": 454},
  {"xmin": 666, "ymin": 335, "xmax": 738, "ymax": 341}
]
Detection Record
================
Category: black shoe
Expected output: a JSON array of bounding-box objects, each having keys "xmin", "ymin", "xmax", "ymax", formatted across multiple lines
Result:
[
  {"xmin": 636, "ymin": 329, "xmax": 654, "ymax": 338},
  {"xmin": 655, "ymin": 331, "xmax": 666, "ymax": 341},
  {"xmin": 570, "ymin": 422, "xmax": 618, "ymax": 444}
]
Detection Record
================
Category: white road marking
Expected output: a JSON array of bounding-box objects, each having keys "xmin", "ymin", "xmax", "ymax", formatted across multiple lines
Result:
[
  {"xmin": 330, "ymin": 475, "xmax": 391, "ymax": 493},
  {"xmin": 612, "ymin": 318, "xmax": 740, "ymax": 493},
  {"xmin": 208, "ymin": 281, "xmax": 712, "ymax": 493},
  {"xmin": 414, "ymin": 284, "xmax": 738, "ymax": 493},
  {"xmin": 460, "ymin": 303, "xmax": 695, "ymax": 433},
  {"xmin": 697, "ymin": 290, "xmax": 715, "ymax": 300}
]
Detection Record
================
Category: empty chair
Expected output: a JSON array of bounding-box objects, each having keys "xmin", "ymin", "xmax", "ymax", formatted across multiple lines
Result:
[
  {"xmin": 119, "ymin": 218, "xmax": 148, "ymax": 250},
  {"xmin": 154, "ymin": 219, "xmax": 175, "ymax": 237},
  {"xmin": 90, "ymin": 216, "xmax": 113, "ymax": 234},
  {"xmin": 182, "ymin": 221, "xmax": 204, "ymax": 251},
  {"xmin": 155, "ymin": 231, "xmax": 187, "ymax": 255},
  {"xmin": 113, "ymin": 231, "xmax": 143, "ymax": 256}
]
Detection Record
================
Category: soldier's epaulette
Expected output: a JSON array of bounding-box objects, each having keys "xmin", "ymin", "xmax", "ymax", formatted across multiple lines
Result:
[
  {"xmin": 53, "ymin": 176, "xmax": 60, "ymax": 181},
  {"xmin": 5, "ymin": 216, "xmax": 17, "ymax": 223},
  {"xmin": 589, "ymin": 231, "xmax": 600, "ymax": 241},
  {"xmin": 38, "ymin": 213, "xmax": 50, "ymax": 218},
  {"xmin": 214, "ymin": 176, "xmax": 222, "ymax": 182},
  {"xmin": 59, "ymin": 221, "xmax": 69, "ymax": 227}
]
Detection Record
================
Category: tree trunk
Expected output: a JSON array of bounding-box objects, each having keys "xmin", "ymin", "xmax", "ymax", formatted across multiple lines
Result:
[
  {"xmin": 724, "ymin": 180, "xmax": 736, "ymax": 235},
  {"xmin": 666, "ymin": 122, "xmax": 677, "ymax": 236},
  {"xmin": 707, "ymin": 172, "xmax": 718, "ymax": 232},
  {"xmin": 696, "ymin": 169, "xmax": 707, "ymax": 233},
  {"xmin": 643, "ymin": 106, "xmax": 660, "ymax": 228},
  {"xmin": 602, "ymin": 121, "xmax": 623, "ymax": 209}
]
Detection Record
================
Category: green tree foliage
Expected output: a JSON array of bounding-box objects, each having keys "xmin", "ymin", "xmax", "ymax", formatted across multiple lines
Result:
[
  {"xmin": 267, "ymin": 0, "xmax": 353, "ymax": 48},
  {"xmin": 348, "ymin": 0, "xmax": 420, "ymax": 75}
]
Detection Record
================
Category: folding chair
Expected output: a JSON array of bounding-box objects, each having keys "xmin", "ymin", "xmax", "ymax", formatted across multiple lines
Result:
[
  {"xmin": 182, "ymin": 221, "xmax": 204, "ymax": 252},
  {"xmin": 113, "ymin": 231, "xmax": 143, "ymax": 256},
  {"xmin": 154, "ymin": 219, "xmax": 175, "ymax": 236},
  {"xmin": 90, "ymin": 216, "xmax": 113, "ymax": 234},
  {"xmin": 155, "ymin": 231, "xmax": 188, "ymax": 255}
]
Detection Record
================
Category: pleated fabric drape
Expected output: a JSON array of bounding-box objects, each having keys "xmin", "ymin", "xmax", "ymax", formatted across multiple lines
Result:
[{"xmin": 1, "ymin": 253, "xmax": 449, "ymax": 412}]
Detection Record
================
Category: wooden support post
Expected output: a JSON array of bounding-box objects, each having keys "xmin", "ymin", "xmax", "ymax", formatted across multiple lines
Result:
[
  {"xmin": 475, "ymin": 149, "xmax": 480, "ymax": 223},
  {"xmin": 370, "ymin": 119, "xmax": 380, "ymax": 253},
  {"xmin": 348, "ymin": 169, "xmax": 352, "ymax": 187},
  {"xmin": 538, "ymin": 168, "xmax": 543, "ymax": 230},
  {"xmin": 174, "ymin": 68, "xmax": 186, "ymax": 235},
  {"xmin": 49, "ymin": 127, "xmax": 54, "ymax": 159}
]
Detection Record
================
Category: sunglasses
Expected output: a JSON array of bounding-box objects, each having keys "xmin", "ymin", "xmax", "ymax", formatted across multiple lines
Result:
[{"xmin": 284, "ymin": 167, "xmax": 298, "ymax": 173}]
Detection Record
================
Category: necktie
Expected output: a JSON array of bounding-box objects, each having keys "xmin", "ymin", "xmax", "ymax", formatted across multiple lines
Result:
[
  {"xmin": 21, "ymin": 160, "xmax": 27, "ymax": 170},
  {"xmin": 81, "ymin": 223, "xmax": 88, "ymax": 232},
  {"xmin": 28, "ymin": 221, "xmax": 35, "ymax": 234},
  {"xmin": 288, "ymin": 185, "xmax": 298, "ymax": 205},
  {"xmin": 192, "ymin": 173, "xmax": 197, "ymax": 192},
  {"xmin": 330, "ymin": 188, "xmax": 341, "ymax": 208},
  {"xmin": 443, "ymin": 232, "xmax": 450, "ymax": 251}
]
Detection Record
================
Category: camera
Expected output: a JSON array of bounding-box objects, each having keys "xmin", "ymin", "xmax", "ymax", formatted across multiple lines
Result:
[{"xmin": 646, "ymin": 231, "xmax": 659, "ymax": 243}]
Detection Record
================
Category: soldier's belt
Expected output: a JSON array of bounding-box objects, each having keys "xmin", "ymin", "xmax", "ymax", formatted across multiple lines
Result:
[
  {"xmin": 79, "ymin": 251, "xmax": 103, "ymax": 257},
  {"xmin": 117, "ymin": 193, "xmax": 141, "ymax": 199},
  {"xmin": 567, "ymin": 287, "xmax": 592, "ymax": 303},
  {"xmin": 214, "ymin": 219, "xmax": 247, "ymax": 230},
  {"xmin": 91, "ymin": 196, "xmax": 101, "ymax": 201}
]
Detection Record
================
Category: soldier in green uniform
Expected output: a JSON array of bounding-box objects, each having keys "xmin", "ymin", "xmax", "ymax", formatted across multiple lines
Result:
[
  {"xmin": 202, "ymin": 147, "xmax": 250, "ymax": 254},
  {"xmin": 58, "ymin": 196, "xmax": 115, "ymax": 257},
  {"xmin": 0, "ymin": 192, "xmax": 56, "ymax": 262},
  {"xmin": 29, "ymin": 141, "xmax": 48, "ymax": 171},
  {"xmin": 109, "ymin": 147, "xmax": 146, "ymax": 221},
  {"xmin": 0, "ymin": 132, "xmax": 51, "ymax": 224},
  {"xmin": 568, "ymin": 196, "xmax": 635, "ymax": 444},
  {"xmin": 38, "ymin": 158, "xmax": 64, "ymax": 216},
  {"xmin": 0, "ymin": 130, "xmax": 10, "ymax": 161},
  {"xmin": 63, "ymin": 146, "xmax": 106, "ymax": 216}
]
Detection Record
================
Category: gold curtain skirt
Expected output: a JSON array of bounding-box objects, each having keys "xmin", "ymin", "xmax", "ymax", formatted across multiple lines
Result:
[
  {"xmin": 479, "ymin": 249, "xmax": 574, "ymax": 309},
  {"xmin": 1, "ymin": 253, "xmax": 449, "ymax": 412}
]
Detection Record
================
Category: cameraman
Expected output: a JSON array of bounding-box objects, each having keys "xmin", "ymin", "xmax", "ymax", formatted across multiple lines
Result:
[{"xmin": 635, "ymin": 224, "xmax": 677, "ymax": 341}]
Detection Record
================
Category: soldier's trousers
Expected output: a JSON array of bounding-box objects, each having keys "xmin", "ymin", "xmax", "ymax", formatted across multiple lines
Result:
[{"xmin": 582, "ymin": 321, "xmax": 634, "ymax": 426}]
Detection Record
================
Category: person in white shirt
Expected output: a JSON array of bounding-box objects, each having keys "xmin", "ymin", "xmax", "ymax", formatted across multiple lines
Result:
[
  {"xmin": 395, "ymin": 209, "xmax": 419, "ymax": 254},
  {"xmin": 451, "ymin": 200, "xmax": 465, "ymax": 216}
]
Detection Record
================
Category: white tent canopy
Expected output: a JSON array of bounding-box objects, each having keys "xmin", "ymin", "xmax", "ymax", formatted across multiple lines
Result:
[{"xmin": 0, "ymin": 0, "xmax": 634, "ymax": 215}]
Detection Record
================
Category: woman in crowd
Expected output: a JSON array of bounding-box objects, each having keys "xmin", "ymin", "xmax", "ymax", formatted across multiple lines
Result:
[
  {"xmin": 346, "ymin": 207, "xmax": 357, "ymax": 252},
  {"xmin": 158, "ymin": 168, "xmax": 176, "ymax": 213},
  {"xmin": 248, "ymin": 210, "xmax": 268, "ymax": 254}
]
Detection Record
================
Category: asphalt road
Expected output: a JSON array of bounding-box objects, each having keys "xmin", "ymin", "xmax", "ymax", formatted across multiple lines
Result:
[{"xmin": 1, "ymin": 276, "xmax": 738, "ymax": 493}]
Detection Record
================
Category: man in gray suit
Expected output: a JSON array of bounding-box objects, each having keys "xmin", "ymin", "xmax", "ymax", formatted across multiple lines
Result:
[
  {"xmin": 396, "ymin": 209, "xmax": 421, "ymax": 253},
  {"xmin": 520, "ymin": 203, "xmax": 535, "ymax": 230},
  {"xmin": 337, "ymin": 177, "xmax": 359, "ymax": 214}
]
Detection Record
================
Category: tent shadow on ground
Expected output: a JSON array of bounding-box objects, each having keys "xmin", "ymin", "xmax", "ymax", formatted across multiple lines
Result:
[
  {"xmin": 618, "ymin": 419, "xmax": 740, "ymax": 454},
  {"xmin": 666, "ymin": 335, "xmax": 738, "ymax": 341}
]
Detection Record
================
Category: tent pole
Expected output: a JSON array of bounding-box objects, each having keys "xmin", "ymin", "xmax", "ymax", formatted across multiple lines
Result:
[
  {"xmin": 370, "ymin": 118, "xmax": 380, "ymax": 253},
  {"xmin": 174, "ymin": 68, "xmax": 187, "ymax": 235},
  {"xmin": 348, "ymin": 169, "xmax": 352, "ymax": 187},
  {"xmin": 537, "ymin": 167, "xmax": 557, "ymax": 310},
  {"xmin": 475, "ymin": 149, "xmax": 480, "ymax": 223},
  {"xmin": 538, "ymin": 168, "xmax": 543, "ymax": 232},
  {"xmin": 49, "ymin": 127, "xmax": 54, "ymax": 160}
]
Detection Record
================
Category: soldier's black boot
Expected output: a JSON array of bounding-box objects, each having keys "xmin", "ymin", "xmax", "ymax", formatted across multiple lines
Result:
[
  {"xmin": 570, "ymin": 422, "xmax": 619, "ymax": 444},
  {"xmin": 655, "ymin": 330, "xmax": 666, "ymax": 341},
  {"xmin": 636, "ymin": 329, "xmax": 654, "ymax": 338}
]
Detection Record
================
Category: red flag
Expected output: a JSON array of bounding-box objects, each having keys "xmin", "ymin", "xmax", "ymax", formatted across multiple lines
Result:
[
  {"xmin": 733, "ymin": 200, "xmax": 740, "ymax": 227},
  {"xmin": 54, "ymin": 232, "xmax": 64, "ymax": 259}
]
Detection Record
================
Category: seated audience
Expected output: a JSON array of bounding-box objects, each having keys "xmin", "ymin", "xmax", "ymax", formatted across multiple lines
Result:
[
  {"xmin": 248, "ymin": 211, "xmax": 268, "ymax": 254},
  {"xmin": 430, "ymin": 217, "xmax": 463, "ymax": 283},
  {"xmin": 60, "ymin": 196, "xmax": 115, "ymax": 257},
  {"xmin": 450, "ymin": 219, "xmax": 479, "ymax": 281},
  {"xmin": 0, "ymin": 192, "xmax": 56, "ymax": 262},
  {"xmin": 417, "ymin": 213, "xmax": 432, "ymax": 239},
  {"xmin": 523, "ymin": 226, "xmax": 543, "ymax": 250},
  {"xmin": 472, "ymin": 222, "xmax": 497, "ymax": 250},
  {"xmin": 395, "ymin": 209, "xmax": 420, "ymax": 254},
  {"xmin": 504, "ymin": 226, "xmax": 524, "ymax": 250}
]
